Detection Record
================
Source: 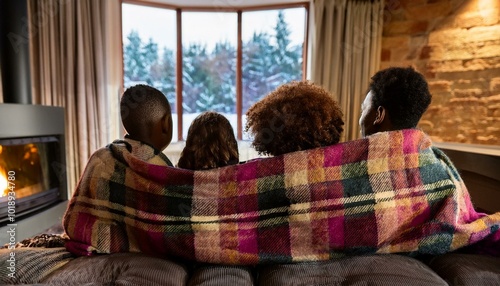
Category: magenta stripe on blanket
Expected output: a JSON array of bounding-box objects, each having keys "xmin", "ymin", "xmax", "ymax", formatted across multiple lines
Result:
[
  {"xmin": 75, "ymin": 213, "xmax": 97, "ymax": 245},
  {"xmin": 323, "ymin": 144, "xmax": 343, "ymax": 167},
  {"xmin": 238, "ymin": 224, "xmax": 259, "ymax": 254},
  {"xmin": 237, "ymin": 159, "xmax": 258, "ymax": 181},
  {"xmin": 328, "ymin": 215, "xmax": 345, "ymax": 249}
]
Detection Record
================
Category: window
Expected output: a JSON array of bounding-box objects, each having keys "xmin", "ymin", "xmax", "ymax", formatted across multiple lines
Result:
[
  {"xmin": 242, "ymin": 8, "xmax": 305, "ymax": 140},
  {"xmin": 122, "ymin": 3, "xmax": 308, "ymax": 141},
  {"xmin": 122, "ymin": 4, "xmax": 178, "ymax": 140},
  {"xmin": 181, "ymin": 12, "xmax": 237, "ymax": 139}
]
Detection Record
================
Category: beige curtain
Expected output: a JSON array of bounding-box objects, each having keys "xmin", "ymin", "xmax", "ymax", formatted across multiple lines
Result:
[
  {"xmin": 29, "ymin": 0, "xmax": 122, "ymax": 194},
  {"xmin": 310, "ymin": 0, "xmax": 383, "ymax": 141}
]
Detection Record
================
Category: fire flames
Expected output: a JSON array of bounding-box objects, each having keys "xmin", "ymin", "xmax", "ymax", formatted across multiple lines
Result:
[{"xmin": 0, "ymin": 166, "xmax": 8, "ymax": 197}]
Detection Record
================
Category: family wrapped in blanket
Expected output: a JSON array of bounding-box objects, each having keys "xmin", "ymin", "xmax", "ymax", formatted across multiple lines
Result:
[{"xmin": 63, "ymin": 128, "xmax": 500, "ymax": 264}]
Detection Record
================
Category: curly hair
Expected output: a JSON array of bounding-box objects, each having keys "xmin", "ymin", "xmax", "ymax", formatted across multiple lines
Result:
[
  {"xmin": 369, "ymin": 66, "xmax": 432, "ymax": 129},
  {"xmin": 177, "ymin": 111, "xmax": 239, "ymax": 170},
  {"xmin": 245, "ymin": 81, "xmax": 344, "ymax": 156}
]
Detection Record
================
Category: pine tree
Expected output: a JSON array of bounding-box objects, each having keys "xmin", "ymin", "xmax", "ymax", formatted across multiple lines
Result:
[
  {"xmin": 210, "ymin": 41, "xmax": 236, "ymax": 113},
  {"xmin": 242, "ymin": 11, "xmax": 303, "ymax": 113},
  {"xmin": 271, "ymin": 10, "xmax": 302, "ymax": 85},
  {"xmin": 242, "ymin": 32, "xmax": 274, "ymax": 112},
  {"xmin": 275, "ymin": 11, "xmax": 291, "ymax": 62},
  {"xmin": 183, "ymin": 43, "xmax": 211, "ymax": 113},
  {"xmin": 122, "ymin": 10, "xmax": 303, "ymax": 119},
  {"xmin": 158, "ymin": 48, "xmax": 176, "ymax": 109},
  {"xmin": 124, "ymin": 31, "xmax": 175, "ymax": 108},
  {"xmin": 142, "ymin": 38, "xmax": 159, "ymax": 84},
  {"xmin": 123, "ymin": 30, "xmax": 147, "ymax": 83}
]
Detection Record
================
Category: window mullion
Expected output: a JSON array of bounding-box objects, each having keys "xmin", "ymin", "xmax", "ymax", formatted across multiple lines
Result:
[
  {"xmin": 303, "ymin": 4, "xmax": 309, "ymax": 81},
  {"xmin": 176, "ymin": 9, "xmax": 183, "ymax": 141},
  {"xmin": 236, "ymin": 11, "xmax": 243, "ymax": 140}
]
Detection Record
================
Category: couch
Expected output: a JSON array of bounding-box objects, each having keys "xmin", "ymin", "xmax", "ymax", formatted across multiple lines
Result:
[{"xmin": 1, "ymin": 247, "xmax": 499, "ymax": 285}]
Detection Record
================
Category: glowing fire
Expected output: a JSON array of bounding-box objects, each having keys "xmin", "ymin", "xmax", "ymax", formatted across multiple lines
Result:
[{"xmin": 0, "ymin": 166, "xmax": 7, "ymax": 197}]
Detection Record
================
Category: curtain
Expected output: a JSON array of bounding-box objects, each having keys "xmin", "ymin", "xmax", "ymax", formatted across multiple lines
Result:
[
  {"xmin": 310, "ymin": 0, "xmax": 383, "ymax": 141},
  {"xmin": 29, "ymin": 0, "xmax": 122, "ymax": 193}
]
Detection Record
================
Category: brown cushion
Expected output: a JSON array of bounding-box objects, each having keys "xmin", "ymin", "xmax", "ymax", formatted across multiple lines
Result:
[
  {"xmin": 188, "ymin": 265, "xmax": 254, "ymax": 286},
  {"xmin": 0, "ymin": 247, "xmax": 73, "ymax": 284},
  {"xmin": 41, "ymin": 252, "xmax": 189, "ymax": 285},
  {"xmin": 428, "ymin": 253, "xmax": 500, "ymax": 285},
  {"xmin": 258, "ymin": 254, "xmax": 448, "ymax": 286}
]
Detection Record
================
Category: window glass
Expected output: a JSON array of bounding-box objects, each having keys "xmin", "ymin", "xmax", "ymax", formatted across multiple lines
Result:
[
  {"xmin": 181, "ymin": 12, "xmax": 237, "ymax": 139},
  {"xmin": 122, "ymin": 4, "xmax": 178, "ymax": 141},
  {"xmin": 122, "ymin": 5, "xmax": 307, "ymax": 142},
  {"xmin": 242, "ymin": 8, "xmax": 306, "ymax": 139}
]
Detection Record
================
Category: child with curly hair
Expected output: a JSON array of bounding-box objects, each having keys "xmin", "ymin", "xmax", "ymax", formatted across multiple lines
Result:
[
  {"xmin": 177, "ymin": 111, "xmax": 239, "ymax": 170},
  {"xmin": 245, "ymin": 81, "xmax": 344, "ymax": 156}
]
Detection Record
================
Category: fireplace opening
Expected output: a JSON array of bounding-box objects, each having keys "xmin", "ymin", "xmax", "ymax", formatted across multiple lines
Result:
[
  {"xmin": 0, "ymin": 104, "xmax": 67, "ymax": 243},
  {"xmin": 0, "ymin": 136, "xmax": 64, "ymax": 226}
]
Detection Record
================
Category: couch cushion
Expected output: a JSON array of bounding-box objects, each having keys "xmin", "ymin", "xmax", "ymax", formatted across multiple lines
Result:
[
  {"xmin": 428, "ymin": 253, "xmax": 500, "ymax": 285},
  {"xmin": 258, "ymin": 254, "xmax": 447, "ymax": 286},
  {"xmin": 41, "ymin": 252, "xmax": 189, "ymax": 286},
  {"xmin": 0, "ymin": 247, "xmax": 73, "ymax": 284},
  {"xmin": 188, "ymin": 265, "xmax": 254, "ymax": 286}
]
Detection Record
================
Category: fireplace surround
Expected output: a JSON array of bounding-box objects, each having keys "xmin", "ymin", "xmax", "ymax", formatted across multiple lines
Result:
[
  {"xmin": 0, "ymin": 104, "xmax": 67, "ymax": 244},
  {"xmin": 0, "ymin": 0, "xmax": 69, "ymax": 244}
]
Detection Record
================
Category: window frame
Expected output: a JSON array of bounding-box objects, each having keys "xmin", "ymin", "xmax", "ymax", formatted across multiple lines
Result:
[{"xmin": 120, "ymin": 0, "xmax": 310, "ymax": 141}]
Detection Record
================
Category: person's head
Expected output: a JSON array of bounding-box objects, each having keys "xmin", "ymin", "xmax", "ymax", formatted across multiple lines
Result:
[
  {"xmin": 120, "ymin": 84, "xmax": 173, "ymax": 151},
  {"xmin": 359, "ymin": 66, "xmax": 432, "ymax": 137},
  {"xmin": 177, "ymin": 111, "xmax": 239, "ymax": 170},
  {"xmin": 245, "ymin": 81, "xmax": 344, "ymax": 156}
]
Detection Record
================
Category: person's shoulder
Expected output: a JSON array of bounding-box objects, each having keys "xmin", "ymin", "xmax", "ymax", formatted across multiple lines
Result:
[
  {"xmin": 86, "ymin": 143, "xmax": 116, "ymax": 163},
  {"xmin": 77, "ymin": 144, "xmax": 116, "ymax": 178}
]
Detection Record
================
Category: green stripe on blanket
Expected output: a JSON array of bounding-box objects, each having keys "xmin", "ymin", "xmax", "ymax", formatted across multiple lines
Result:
[{"xmin": 63, "ymin": 129, "xmax": 500, "ymax": 264}]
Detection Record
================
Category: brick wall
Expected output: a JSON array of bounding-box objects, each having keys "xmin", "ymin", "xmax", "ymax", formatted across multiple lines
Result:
[{"xmin": 381, "ymin": 0, "xmax": 500, "ymax": 144}]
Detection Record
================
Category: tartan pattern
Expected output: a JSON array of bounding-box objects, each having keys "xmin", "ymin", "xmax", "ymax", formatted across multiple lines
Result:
[{"xmin": 63, "ymin": 129, "xmax": 500, "ymax": 264}]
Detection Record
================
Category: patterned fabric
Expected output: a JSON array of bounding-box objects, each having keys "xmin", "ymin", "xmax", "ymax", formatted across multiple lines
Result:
[
  {"xmin": 0, "ymin": 247, "xmax": 74, "ymax": 284},
  {"xmin": 1, "ymin": 234, "xmax": 67, "ymax": 249},
  {"xmin": 63, "ymin": 130, "xmax": 500, "ymax": 265}
]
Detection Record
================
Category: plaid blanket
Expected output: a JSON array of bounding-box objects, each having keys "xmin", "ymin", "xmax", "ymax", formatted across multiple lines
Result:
[{"xmin": 63, "ymin": 129, "xmax": 500, "ymax": 264}]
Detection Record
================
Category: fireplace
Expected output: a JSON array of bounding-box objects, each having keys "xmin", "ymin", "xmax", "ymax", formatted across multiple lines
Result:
[
  {"xmin": 0, "ymin": 1, "xmax": 69, "ymax": 243},
  {"xmin": 0, "ymin": 104, "xmax": 67, "ymax": 243},
  {"xmin": 0, "ymin": 134, "xmax": 65, "ymax": 225}
]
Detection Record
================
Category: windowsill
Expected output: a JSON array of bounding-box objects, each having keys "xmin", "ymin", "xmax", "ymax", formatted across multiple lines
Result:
[
  {"xmin": 163, "ymin": 140, "xmax": 263, "ymax": 166},
  {"xmin": 433, "ymin": 142, "xmax": 500, "ymax": 157}
]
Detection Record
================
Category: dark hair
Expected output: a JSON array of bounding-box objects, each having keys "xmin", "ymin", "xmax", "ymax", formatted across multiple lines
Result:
[
  {"xmin": 177, "ymin": 111, "xmax": 239, "ymax": 170},
  {"xmin": 120, "ymin": 84, "xmax": 171, "ymax": 137},
  {"xmin": 369, "ymin": 67, "xmax": 432, "ymax": 129},
  {"xmin": 245, "ymin": 81, "xmax": 344, "ymax": 156}
]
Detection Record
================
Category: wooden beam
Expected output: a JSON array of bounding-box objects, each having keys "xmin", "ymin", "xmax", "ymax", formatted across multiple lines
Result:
[
  {"xmin": 122, "ymin": 0, "xmax": 308, "ymax": 12},
  {"xmin": 236, "ymin": 11, "xmax": 243, "ymax": 140},
  {"xmin": 176, "ymin": 9, "xmax": 183, "ymax": 141},
  {"xmin": 302, "ymin": 3, "xmax": 309, "ymax": 80}
]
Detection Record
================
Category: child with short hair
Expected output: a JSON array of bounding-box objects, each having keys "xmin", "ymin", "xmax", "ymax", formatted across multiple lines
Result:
[
  {"xmin": 120, "ymin": 84, "xmax": 174, "ymax": 162},
  {"xmin": 64, "ymin": 84, "xmax": 176, "ymax": 250}
]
